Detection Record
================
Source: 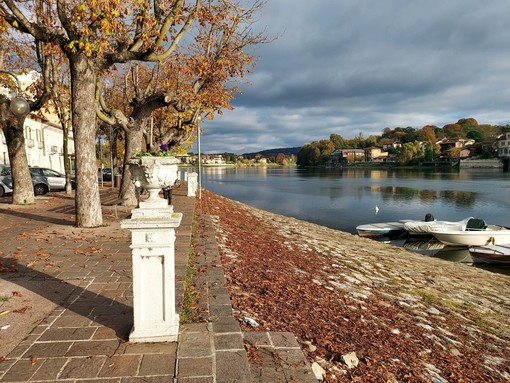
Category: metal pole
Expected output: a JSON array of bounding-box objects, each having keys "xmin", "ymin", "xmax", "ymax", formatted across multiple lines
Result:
[
  {"xmin": 99, "ymin": 136, "xmax": 103, "ymax": 188},
  {"xmin": 197, "ymin": 125, "xmax": 201, "ymax": 200},
  {"xmin": 110, "ymin": 127, "xmax": 114, "ymax": 189},
  {"xmin": 0, "ymin": 70, "xmax": 22, "ymax": 93}
]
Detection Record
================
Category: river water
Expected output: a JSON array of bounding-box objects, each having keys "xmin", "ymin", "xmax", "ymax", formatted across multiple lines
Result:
[{"xmin": 195, "ymin": 165, "xmax": 510, "ymax": 272}]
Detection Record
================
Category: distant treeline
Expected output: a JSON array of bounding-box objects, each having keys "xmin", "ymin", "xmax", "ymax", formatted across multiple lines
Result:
[{"xmin": 297, "ymin": 118, "xmax": 509, "ymax": 166}]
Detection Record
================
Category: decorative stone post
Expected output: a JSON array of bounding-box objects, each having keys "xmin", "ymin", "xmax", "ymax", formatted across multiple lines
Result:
[
  {"xmin": 187, "ymin": 172, "xmax": 198, "ymax": 197},
  {"xmin": 121, "ymin": 156, "xmax": 182, "ymax": 342}
]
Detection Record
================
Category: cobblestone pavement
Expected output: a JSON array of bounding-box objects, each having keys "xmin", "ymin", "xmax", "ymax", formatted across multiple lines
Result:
[
  {"xmin": 0, "ymin": 183, "xmax": 311, "ymax": 383},
  {"xmin": 0, "ymin": 184, "xmax": 192, "ymax": 382}
]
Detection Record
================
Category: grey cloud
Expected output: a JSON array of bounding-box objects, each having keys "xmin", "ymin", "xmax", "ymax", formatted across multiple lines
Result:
[{"xmin": 199, "ymin": 0, "xmax": 510, "ymax": 153}]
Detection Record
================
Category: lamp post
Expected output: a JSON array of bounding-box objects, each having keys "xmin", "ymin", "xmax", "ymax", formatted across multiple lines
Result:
[
  {"xmin": 109, "ymin": 126, "xmax": 121, "ymax": 189},
  {"xmin": 0, "ymin": 70, "xmax": 30, "ymax": 117},
  {"xmin": 197, "ymin": 123, "xmax": 202, "ymax": 200}
]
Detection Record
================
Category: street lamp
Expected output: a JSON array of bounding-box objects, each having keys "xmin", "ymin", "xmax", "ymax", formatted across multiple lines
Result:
[
  {"xmin": 0, "ymin": 70, "xmax": 30, "ymax": 117},
  {"xmin": 197, "ymin": 123, "xmax": 201, "ymax": 200},
  {"xmin": 110, "ymin": 126, "xmax": 122, "ymax": 189}
]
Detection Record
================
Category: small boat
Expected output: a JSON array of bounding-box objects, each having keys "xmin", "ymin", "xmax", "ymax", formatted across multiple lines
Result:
[
  {"xmin": 430, "ymin": 218, "xmax": 510, "ymax": 246},
  {"xmin": 403, "ymin": 217, "xmax": 473, "ymax": 236},
  {"xmin": 468, "ymin": 244, "xmax": 510, "ymax": 265},
  {"xmin": 356, "ymin": 221, "xmax": 407, "ymax": 238}
]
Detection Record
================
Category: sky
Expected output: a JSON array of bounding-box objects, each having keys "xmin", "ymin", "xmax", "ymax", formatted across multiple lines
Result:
[{"xmin": 198, "ymin": 0, "xmax": 510, "ymax": 154}]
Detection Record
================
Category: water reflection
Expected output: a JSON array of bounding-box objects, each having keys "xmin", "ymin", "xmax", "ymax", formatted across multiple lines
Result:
[
  {"xmin": 387, "ymin": 236, "xmax": 510, "ymax": 274},
  {"xmin": 199, "ymin": 166, "xmax": 510, "ymax": 275},
  {"xmin": 432, "ymin": 246, "xmax": 474, "ymax": 264}
]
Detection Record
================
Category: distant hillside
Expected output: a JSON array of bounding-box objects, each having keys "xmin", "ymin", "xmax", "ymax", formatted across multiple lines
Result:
[{"xmin": 242, "ymin": 146, "xmax": 301, "ymax": 158}]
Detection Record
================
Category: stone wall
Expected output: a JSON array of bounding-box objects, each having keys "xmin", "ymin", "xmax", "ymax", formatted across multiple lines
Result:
[{"xmin": 459, "ymin": 159, "xmax": 502, "ymax": 168}]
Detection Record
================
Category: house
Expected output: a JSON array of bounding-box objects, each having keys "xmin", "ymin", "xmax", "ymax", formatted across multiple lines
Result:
[
  {"xmin": 435, "ymin": 138, "xmax": 474, "ymax": 158},
  {"xmin": 435, "ymin": 137, "xmax": 475, "ymax": 150},
  {"xmin": 382, "ymin": 141, "xmax": 402, "ymax": 151},
  {"xmin": 364, "ymin": 147, "xmax": 389, "ymax": 162},
  {"xmin": 330, "ymin": 149, "xmax": 365, "ymax": 164},
  {"xmin": 1, "ymin": 114, "xmax": 75, "ymax": 174},
  {"xmin": 203, "ymin": 154, "xmax": 226, "ymax": 165},
  {"xmin": 497, "ymin": 132, "xmax": 510, "ymax": 157},
  {"xmin": 1, "ymin": 72, "xmax": 75, "ymax": 173}
]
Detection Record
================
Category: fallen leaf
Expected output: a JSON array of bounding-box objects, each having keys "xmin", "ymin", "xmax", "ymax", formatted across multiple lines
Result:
[
  {"xmin": 12, "ymin": 291, "xmax": 22, "ymax": 297},
  {"xmin": 13, "ymin": 306, "xmax": 30, "ymax": 314},
  {"xmin": 30, "ymin": 356, "xmax": 38, "ymax": 365}
]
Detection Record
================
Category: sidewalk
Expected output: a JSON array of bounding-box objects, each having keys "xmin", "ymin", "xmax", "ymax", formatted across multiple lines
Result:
[
  {"xmin": 0, "ymin": 184, "xmax": 190, "ymax": 382},
  {"xmin": 0, "ymin": 183, "xmax": 315, "ymax": 383}
]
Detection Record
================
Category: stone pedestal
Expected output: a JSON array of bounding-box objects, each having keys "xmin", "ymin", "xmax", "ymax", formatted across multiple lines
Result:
[
  {"xmin": 121, "ymin": 207, "xmax": 182, "ymax": 342},
  {"xmin": 187, "ymin": 172, "xmax": 198, "ymax": 197}
]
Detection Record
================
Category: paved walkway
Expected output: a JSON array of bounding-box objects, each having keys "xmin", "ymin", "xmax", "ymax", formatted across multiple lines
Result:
[
  {"xmin": 176, "ymin": 214, "xmax": 315, "ymax": 383},
  {"xmin": 0, "ymin": 182, "xmax": 314, "ymax": 382},
  {"xmin": 0, "ymin": 184, "xmax": 189, "ymax": 382}
]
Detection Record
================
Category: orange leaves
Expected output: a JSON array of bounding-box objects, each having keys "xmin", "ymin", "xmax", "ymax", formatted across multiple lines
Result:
[{"xmin": 13, "ymin": 306, "xmax": 30, "ymax": 314}]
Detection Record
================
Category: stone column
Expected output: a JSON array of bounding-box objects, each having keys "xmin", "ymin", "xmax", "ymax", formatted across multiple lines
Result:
[
  {"xmin": 187, "ymin": 172, "xmax": 198, "ymax": 197},
  {"xmin": 121, "ymin": 202, "xmax": 182, "ymax": 342}
]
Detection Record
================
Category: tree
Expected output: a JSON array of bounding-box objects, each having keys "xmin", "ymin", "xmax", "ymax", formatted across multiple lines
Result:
[
  {"xmin": 397, "ymin": 141, "xmax": 422, "ymax": 164},
  {"xmin": 443, "ymin": 123, "xmax": 463, "ymax": 138},
  {"xmin": 275, "ymin": 153, "xmax": 285, "ymax": 165},
  {"xmin": 0, "ymin": 30, "xmax": 52, "ymax": 204},
  {"xmin": 97, "ymin": 0, "xmax": 267, "ymax": 205},
  {"xmin": 424, "ymin": 142, "xmax": 434, "ymax": 161},
  {"xmin": 41, "ymin": 46, "xmax": 75, "ymax": 193},
  {"xmin": 417, "ymin": 125, "xmax": 437, "ymax": 143},
  {"xmin": 330, "ymin": 133, "xmax": 346, "ymax": 149},
  {"xmin": 1, "ymin": 0, "xmax": 202, "ymax": 227}
]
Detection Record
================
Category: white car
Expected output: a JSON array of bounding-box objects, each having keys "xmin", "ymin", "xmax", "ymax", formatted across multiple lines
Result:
[{"xmin": 29, "ymin": 167, "xmax": 75, "ymax": 191}]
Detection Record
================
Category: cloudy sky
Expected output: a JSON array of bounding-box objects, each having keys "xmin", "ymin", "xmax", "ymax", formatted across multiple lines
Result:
[{"xmin": 198, "ymin": 0, "xmax": 510, "ymax": 154}]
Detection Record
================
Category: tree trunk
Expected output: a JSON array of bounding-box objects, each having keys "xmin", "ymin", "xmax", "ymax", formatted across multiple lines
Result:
[
  {"xmin": 0, "ymin": 100, "xmax": 34, "ymax": 204},
  {"xmin": 119, "ymin": 125, "xmax": 143, "ymax": 206},
  {"xmin": 69, "ymin": 54, "xmax": 102, "ymax": 227}
]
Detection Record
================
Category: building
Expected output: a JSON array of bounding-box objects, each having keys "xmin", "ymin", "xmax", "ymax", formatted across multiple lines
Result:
[
  {"xmin": 364, "ymin": 147, "xmax": 389, "ymax": 162},
  {"xmin": 434, "ymin": 138, "xmax": 474, "ymax": 159},
  {"xmin": 330, "ymin": 149, "xmax": 366, "ymax": 165},
  {"xmin": 1, "ymin": 72, "xmax": 75, "ymax": 173},
  {"xmin": 497, "ymin": 132, "xmax": 510, "ymax": 157},
  {"xmin": 0, "ymin": 115, "xmax": 75, "ymax": 174}
]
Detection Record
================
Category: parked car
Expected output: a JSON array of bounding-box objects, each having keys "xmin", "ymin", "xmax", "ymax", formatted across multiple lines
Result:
[
  {"xmin": 0, "ymin": 165, "xmax": 51, "ymax": 196},
  {"xmin": 0, "ymin": 178, "xmax": 12, "ymax": 197},
  {"xmin": 29, "ymin": 167, "xmax": 75, "ymax": 190},
  {"xmin": 98, "ymin": 168, "xmax": 112, "ymax": 181}
]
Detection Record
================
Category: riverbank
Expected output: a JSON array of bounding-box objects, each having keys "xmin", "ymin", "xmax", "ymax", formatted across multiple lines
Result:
[{"xmin": 198, "ymin": 189, "xmax": 510, "ymax": 383}]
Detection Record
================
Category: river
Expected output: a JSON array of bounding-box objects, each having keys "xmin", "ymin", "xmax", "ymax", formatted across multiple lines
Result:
[{"xmin": 193, "ymin": 165, "xmax": 510, "ymax": 272}]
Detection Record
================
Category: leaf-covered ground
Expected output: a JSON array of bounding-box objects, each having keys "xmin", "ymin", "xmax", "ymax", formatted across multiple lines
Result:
[{"xmin": 198, "ymin": 189, "xmax": 510, "ymax": 383}]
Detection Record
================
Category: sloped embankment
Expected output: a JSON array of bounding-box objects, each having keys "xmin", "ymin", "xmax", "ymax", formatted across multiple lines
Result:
[{"xmin": 199, "ymin": 189, "xmax": 510, "ymax": 383}]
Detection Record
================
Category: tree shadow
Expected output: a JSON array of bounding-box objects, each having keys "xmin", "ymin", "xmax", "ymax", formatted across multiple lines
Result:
[
  {"xmin": 1, "ymin": 256, "xmax": 133, "ymax": 340},
  {"xmin": 0, "ymin": 208, "xmax": 74, "ymax": 226}
]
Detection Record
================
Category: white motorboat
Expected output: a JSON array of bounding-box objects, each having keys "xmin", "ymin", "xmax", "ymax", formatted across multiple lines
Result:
[
  {"xmin": 356, "ymin": 221, "xmax": 407, "ymax": 238},
  {"xmin": 403, "ymin": 217, "xmax": 473, "ymax": 236},
  {"xmin": 468, "ymin": 244, "xmax": 510, "ymax": 265},
  {"xmin": 430, "ymin": 218, "xmax": 510, "ymax": 246}
]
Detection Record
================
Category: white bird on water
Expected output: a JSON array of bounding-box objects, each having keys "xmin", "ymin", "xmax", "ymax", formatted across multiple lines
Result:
[{"xmin": 373, "ymin": 205, "xmax": 379, "ymax": 214}]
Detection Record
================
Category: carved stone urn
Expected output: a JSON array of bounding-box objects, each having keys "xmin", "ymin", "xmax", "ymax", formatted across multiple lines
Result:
[{"xmin": 127, "ymin": 156, "xmax": 179, "ymax": 209}]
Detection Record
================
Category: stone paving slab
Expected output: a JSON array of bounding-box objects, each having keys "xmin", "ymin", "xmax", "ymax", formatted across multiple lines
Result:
[
  {"xmin": 0, "ymin": 184, "xmax": 192, "ymax": 382},
  {"xmin": 175, "ymin": 213, "xmax": 316, "ymax": 383},
  {"xmin": 1, "ymin": 183, "xmax": 316, "ymax": 383}
]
